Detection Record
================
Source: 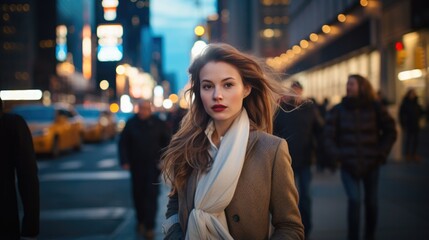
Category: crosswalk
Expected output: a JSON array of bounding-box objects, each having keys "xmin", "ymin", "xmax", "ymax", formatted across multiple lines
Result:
[
  {"xmin": 40, "ymin": 207, "xmax": 128, "ymax": 220},
  {"xmin": 37, "ymin": 158, "xmax": 120, "ymax": 171},
  {"xmin": 58, "ymin": 160, "xmax": 83, "ymax": 170},
  {"xmin": 37, "ymin": 154, "xmax": 130, "ymax": 182},
  {"xmin": 97, "ymin": 158, "xmax": 117, "ymax": 168},
  {"xmin": 39, "ymin": 170, "xmax": 130, "ymax": 182}
]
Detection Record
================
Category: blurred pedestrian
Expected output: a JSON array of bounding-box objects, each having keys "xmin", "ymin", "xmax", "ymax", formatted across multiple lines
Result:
[
  {"xmin": 0, "ymin": 97, "xmax": 40, "ymax": 240},
  {"xmin": 399, "ymin": 88, "xmax": 424, "ymax": 162},
  {"xmin": 118, "ymin": 100, "xmax": 171, "ymax": 239},
  {"xmin": 315, "ymin": 97, "xmax": 333, "ymax": 172},
  {"xmin": 376, "ymin": 90, "xmax": 389, "ymax": 107},
  {"xmin": 324, "ymin": 74, "xmax": 397, "ymax": 240},
  {"xmin": 321, "ymin": 97, "xmax": 330, "ymax": 118},
  {"xmin": 162, "ymin": 43, "xmax": 304, "ymax": 239},
  {"xmin": 273, "ymin": 80, "xmax": 324, "ymax": 238}
]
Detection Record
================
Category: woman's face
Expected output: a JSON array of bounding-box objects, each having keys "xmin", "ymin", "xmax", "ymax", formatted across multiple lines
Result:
[
  {"xmin": 199, "ymin": 61, "xmax": 251, "ymax": 127},
  {"xmin": 346, "ymin": 77, "xmax": 359, "ymax": 97}
]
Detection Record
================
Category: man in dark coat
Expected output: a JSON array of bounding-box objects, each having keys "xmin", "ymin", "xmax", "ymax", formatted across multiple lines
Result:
[
  {"xmin": 0, "ymin": 98, "xmax": 40, "ymax": 239},
  {"xmin": 273, "ymin": 81, "xmax": 324, "ymax": 238},
  {"xmin": 118, "ymin": 100, "xmax": 171, "ymax": 239}
]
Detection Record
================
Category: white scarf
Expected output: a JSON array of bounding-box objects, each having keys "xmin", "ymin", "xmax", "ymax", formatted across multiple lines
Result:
[{"xmin": 185, "ymin": 109, "xmax": 250, "ymax": 240}]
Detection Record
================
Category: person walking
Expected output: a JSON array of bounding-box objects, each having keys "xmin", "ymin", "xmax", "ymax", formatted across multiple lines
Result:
[
  {"xmin": 118, "ymin": 100, "xmax": 171, "ymax": 239},
  {"xmin": 273, "ymin": 80, "xmax": 324, "ymax": 238},
  {"xmin": 399, "ymin": 88, "xmax": 424, "ymax": 162},
  {"xmin": 0, "ymin": 98, "xmax": 40, "ymax": 240},
  {"xmin": 161, "ymin": 43, "xmax": 304, "ymax": 239},
  {"xmin": 324, "ymin": 74, "xmax": 397, "ymax": 240}
]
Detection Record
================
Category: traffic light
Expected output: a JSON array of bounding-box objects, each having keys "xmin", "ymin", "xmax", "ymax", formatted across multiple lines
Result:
[{"xmin": 395, "ymin": 41, "xmax": 406, "ymax": 67}]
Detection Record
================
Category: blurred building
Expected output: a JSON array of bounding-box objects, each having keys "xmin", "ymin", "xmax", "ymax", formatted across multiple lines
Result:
[
  {"xmin": 273, "ymin": 0, "xmax": 382, "ymax": 104},
  {"xmin": 266, "ymin": 0, "xmax": 429, "ymax": 109},
  {"xmin": 96, "ymin": 0, "xmax": 168, "ymax": 105},
  {"xmin": 96, "ymin": 0, "xmax": 149, "ymax": 102},
  {"xmin": 1, "ymin": 0, "xmax": 56, "ymax": 92},
  {"xmin": 212, "ymin": 0, "xmax": 290, "ymax": 58},
  {"xmin": 0, "ymin": 0, "xmax": 97, "ymax": 102},
  {"xmin": 380, "ymin": 0, "xmax": 429, "ymax": 106},
  {"xmin": 1, "ymin": 0, "xmax": 166, "ymax": 107},
  {"xmin": 56, "ymin": 0, "xmax": 95, "ymax": 102}
]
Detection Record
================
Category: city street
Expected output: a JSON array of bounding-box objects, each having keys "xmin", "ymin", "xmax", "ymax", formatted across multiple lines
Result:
[
  {"xmin": 2, "ymin": 0, "xmax": 428, "ymax": 239},
  {"xmin": 36, "ymin": 138, "xmax": 135, "ymax": 239},
  {"xmin": 33, "ymin": 129, "xmax": 429, "ymax": 240}
]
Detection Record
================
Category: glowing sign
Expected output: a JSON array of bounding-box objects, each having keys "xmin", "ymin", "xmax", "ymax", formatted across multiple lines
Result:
[
  {"xmin": 56, "ymin": 25, "xmax": 67, "ymax": 61},
  {"xmin": 97, "ymin": 24, "xmax": 123, "ymax": 62},
  {"xmin": 102, "ymin": 0, "xmax": 119, "ymax": 21},
  {"xmin": 0, "ymin": 89, "xmax": 43, "ymax": 100},
  {"xmin": 82, "ymin": 24, "xmax": 92, "ymax": 79}
]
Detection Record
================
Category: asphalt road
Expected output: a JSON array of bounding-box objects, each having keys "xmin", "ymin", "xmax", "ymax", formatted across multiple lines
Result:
[{"xmin": 36, "ymin": 138, "xmax": 136, "ymax": 240}]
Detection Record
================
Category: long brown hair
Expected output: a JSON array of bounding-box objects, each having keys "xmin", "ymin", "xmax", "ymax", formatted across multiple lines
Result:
[
  {"xmin": 162, "ymin": 43, "xmax": 285, "ymax": 193},
  {"xmin": 348, "ymin": 74, "xmax": 376, "ymax": 102}
]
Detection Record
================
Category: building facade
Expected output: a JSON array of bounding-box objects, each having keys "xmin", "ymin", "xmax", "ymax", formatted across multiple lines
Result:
[
  {"xmin": 1, "ymin": 0, "xmax": 165, "ymax": 106},
  {"xmin": 1, "ymin": 0, "xmax": 56, "ymax": 92},
  {"xmin": 268, "ymin": 0, "xmax": 428, "ymax": 111},
  {"xmin": 214, "ymin": 0, "xmax": 290, "ymax": 58}
]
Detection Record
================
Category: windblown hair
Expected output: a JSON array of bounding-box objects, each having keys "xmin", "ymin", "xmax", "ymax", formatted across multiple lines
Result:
[
  {"xmin": 162, "ymin": 43, "xmax": 286, "ymax": 193},
  {"xmin": 348, "ymin": 74, "xmax": 376, "ymax": 102}
]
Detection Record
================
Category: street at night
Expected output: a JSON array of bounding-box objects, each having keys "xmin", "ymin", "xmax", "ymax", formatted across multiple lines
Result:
[
  {"xmin": 2, "ymin": 0, "xmax": 429, "ymax": 239},
  {"xmin": 35, "ymin": 138, "xmax": 169, "ymax": 240},
  {"xmin": 31, "ymin": 132, "xmax": 429, "ymax": 240}
]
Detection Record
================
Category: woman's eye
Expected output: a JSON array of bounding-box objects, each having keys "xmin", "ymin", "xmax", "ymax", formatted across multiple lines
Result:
[
  {"xmin": 202, "ymin": 84, "xmax": 212, "ymax": 90},
  {"xmin": 225, "ymin": 83, "xmax": 233, "ymax": 88}
]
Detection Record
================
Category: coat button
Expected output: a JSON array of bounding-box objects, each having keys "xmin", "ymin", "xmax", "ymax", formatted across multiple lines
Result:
[{"xmin": 232, "ymin": 214, "xmax": 240, "ymax": 222}]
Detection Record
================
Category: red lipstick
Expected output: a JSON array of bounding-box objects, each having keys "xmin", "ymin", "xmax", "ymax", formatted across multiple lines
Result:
[{"xmin": 211, "ymin": 104, "xmax": 227, "ymax": 112}]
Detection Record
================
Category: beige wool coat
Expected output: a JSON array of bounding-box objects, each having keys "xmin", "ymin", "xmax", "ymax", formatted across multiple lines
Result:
[{"xmin": 166, "ymin": 130, "xmax": 304, "ymax": 240}]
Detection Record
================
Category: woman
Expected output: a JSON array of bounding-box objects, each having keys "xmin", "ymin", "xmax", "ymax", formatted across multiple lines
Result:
[
  {"xmin": 324, "ymin": 74, "xmax": 397, "ymax": 240},
  {"xmin": 399, "ymin": 88, "xmax": 424, "ymax": 162},
  {"xmin": 162, "ymin": 43, "xmax": 304, "ymax": 239}
]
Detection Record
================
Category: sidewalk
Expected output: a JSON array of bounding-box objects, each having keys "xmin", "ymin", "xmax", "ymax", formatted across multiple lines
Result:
[
  {"xmin": 114, "ymin": 128, "xmax": 429, "ymax": 240},
  {"xmin": 309, "ymin": 127, "xmax": 429, "ymax": 240},
  {"xmin": 310, "ymin": 162, "xmax": 429, "ymax": 239}
]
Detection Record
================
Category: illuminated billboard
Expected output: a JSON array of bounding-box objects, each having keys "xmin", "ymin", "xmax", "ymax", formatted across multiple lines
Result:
[
  {"xmin": 56, "ymin": 25, "xmax": 67, "ymax": 61},
  {"xmin": 97, "ymin": 24, "xmax": 123, "ymax": 62}
]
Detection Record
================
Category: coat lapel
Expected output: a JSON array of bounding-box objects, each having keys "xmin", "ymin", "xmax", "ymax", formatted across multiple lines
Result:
[{"xmin": 245, "ymin": 130, "xmax": 258, "ymax": 162}]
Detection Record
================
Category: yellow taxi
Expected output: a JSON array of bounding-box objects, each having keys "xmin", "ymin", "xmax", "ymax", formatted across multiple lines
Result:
[
  {"xmin": 76, "ymin": 105, "xmax": 117, "ymax": 142},
  {"xmin": 11, "ymin": 103, "xmax": 84, "ymax": 158}
]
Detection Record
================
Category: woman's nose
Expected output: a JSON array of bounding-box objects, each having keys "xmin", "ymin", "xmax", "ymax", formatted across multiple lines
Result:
[{"xmin": 213, "ymin": 87, "xmax": 223, "ymax": 100}]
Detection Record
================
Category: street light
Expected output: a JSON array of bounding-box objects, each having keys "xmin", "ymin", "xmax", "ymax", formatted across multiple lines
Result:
[
  {"xmin": 194, "ymin": 25, "xmax": 205, "ymax": 37},
  {"xmin": 191, "ymin": 40, "xmax": 207, "ymax": 61},
  {"xmin": 100, "ymin": 80, "xmax": 109, "ymax": 103},
  {"xmin": 100, "ymin": 80, "xmax": 109, "ymax": 90}
]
